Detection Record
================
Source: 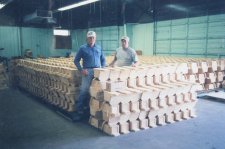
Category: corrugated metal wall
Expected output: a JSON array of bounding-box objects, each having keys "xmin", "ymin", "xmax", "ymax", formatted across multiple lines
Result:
[
  {"xmin": 0, "ymin": 26, "xmax": 20, "ymax": 57},
  {"xmin": 154, "ymin": 14, "xmax": 225, "ymax": 58},
  {"xmin": 132, "ymin": 23, "xmax": 154, "ymax": 55},
  {"xmin": 0, "ymin": 13, "xmax": 224, "ymax": 58}
]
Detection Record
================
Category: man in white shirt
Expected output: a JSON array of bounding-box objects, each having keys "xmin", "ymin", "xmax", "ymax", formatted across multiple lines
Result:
[{"xmin": 109, "ymin": 36, "xmax": 139, "ymax": 67}]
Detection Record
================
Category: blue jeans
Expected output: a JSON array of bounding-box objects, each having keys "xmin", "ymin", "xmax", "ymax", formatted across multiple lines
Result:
[{"xmin": 76, "ymin": 69, "xmax": 94, "ymax": 112}]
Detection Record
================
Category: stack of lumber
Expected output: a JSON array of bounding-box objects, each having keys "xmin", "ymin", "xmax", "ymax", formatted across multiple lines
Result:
[
  {"xmin": 89, "ymin": 64, "xmax": 198, "ymax": 136},
  {"xmin": 0, "ymin": 63, "xmax": 8, "ymax": 90},
  {"xmin": 106, "ymin": 56, "xmax": 225, "ymax": 90},
  {"xmin": 15, "ymin": 58, "xmax": 81, "ymax": 112}
]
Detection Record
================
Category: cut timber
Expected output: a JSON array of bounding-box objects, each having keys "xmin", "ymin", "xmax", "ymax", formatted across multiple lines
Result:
[
  {"xmin": 102, "ymin": 103, "xmax": 120, "ymax": 121},
  {"xmin": 148, "ymin": 117, "xmax": 157, "ymax": 128},
  {"xmin": 109, "ymin": 68, "xmax": 120, "ymax": 81},
  {"xmin": 198, "ymin": 61, "xmax": 208, "ymax": 73},
  {"xmin": 136, "ymin": 77, "xmax": 146, "ymax": 87},
  {"xmin": 174, "ymin": 111, "xmax": 182, "ymax": 122},
  {"xmin": 139, "ymin": 118, "xmax": 149, "ymax": 129},
  {"xmin": 205, "ymin": 72, "xmax": 216, "ymax": 83},
  {"xmin": 181, "ymin": 110, "xmax": 190, "ymax": 120},
  {"xmin": 175, "ymin": 94, "xmax": 184, "ymax": 104},
  {"xmin": 91, "ymin": 79, "xmax": 107, "ymax": 91},
  {"xmin": 119, "ymin": 114, "xmax": 130, "ymax": 123},
  {"xmin": 106, "ymin": 81, "xmax": 127, "ymax": 92},
  {"xmin": 165, "ymin": 113, "xmax": 175, "ymax": 124},
  {"xmin": 120, "ymin": 102, "xmax": 130, "ymax": 114},
  {"xmin": 102, "ymin": 123, "xmax": 120, "ymax": 136},
  {"xmin": 189, "ymin": 108, "xmax": 197, "ymax": 118},
  {"xmin": 94, "ymin": 68, "xmax": 110, "ymax": 81},
  {"xmin": 186, "ymin": 74, "xmax": 197, "ymax": 83},
  {"xmin": 146, "ymin": 66, "xmax": 156, "ymax": 78},
  {"xmin": 90, "ymin": 98, "xmax": 103, "ymax": 118},
  {"xmin": 140, "ymin": 100, "xmax": 150, "ymax": 111},
  {"xmin": 196, "ymin": 73, "xmax": 205, "ymax": 84},
  {"xmin": 176, "ymin": 73, "xmax": 186, "ymax": 81},
  {"xmin": 161, "ymin": 74, "xmax": 170, "ymax": 83},
  {"xmin": 118, "ymin": 68, "xmax": 130, "ymax": 81},
  {"xmin": 167, "ymin": 95, "xmax": 176, "ymax": 106},
  {"xmin": 121, "ymin": 88, "xmax": 142, "ymax": 101},
  {"xmin": 149, "ymin": 98, "xmax": 159, "ymax": 110},
  {"xmin": 139, "ymin": 111, "xmax": 148, "ymax": 119},
  {"xmin": 204, "ymin": 83, "xmax": 215, "ymax": 90},
  {"xmin": 176, "ymin": 63, "xmax": 188, "ymax": 74},
  {"xmin": 188, "ymin": 62, "xmax": 198, "ymax": 74},
  {"xmin": 127, "ymin": 78, "xmax": 137, "ymax": 88},
  {"xmin": 103, "ymin": 91, "xmax": 122, "ymax": 105},
  {"xmin": 129, "ymin": 112, "xmax": 140, "ymax": 121},
  {"xmin": 119, "ymin": 122, "xmax": 130, "ymax": 134},
  {"xmin": 153, "ymin": 75, "xmax": 161, "ymax": 85},
  {"xmin": 89, "ymin": 116, "xmax": 103, "ymax": 129},
  {"xmin": 216, "ymin": 71, "xmax": 224, "ymax": 82},
  {"xmin": 129, "ymin": 120, "xmax": 140, "ymax": 132},
  {"xmin": 208, "ymin": 60, "xmax": 217, "ymax": 72},
  {"xmin": 217, "ymin": 59, "xmax": 225, "ymax": 71},
  {"xmin": 183, "ymin": 93, "xmax": 191, "ymax": 103},
  {"xmin": 130, "ymin": 101, "xmax": 140, "ymax": 113},
  {"xmin": 156, "ymin": 115, "xmax": 166, "ymax": 126},
  {"xmin": 158, "ymin": 98, "xmax": 167, "ymax": 109},
  {"xmin": 90, "ymin": 87, "xmax": 104, "ymax": 100}
]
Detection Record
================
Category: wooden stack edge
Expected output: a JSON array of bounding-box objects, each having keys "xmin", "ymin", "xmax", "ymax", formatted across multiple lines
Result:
[
  {"xmin": 15, "ymin": 59, "xmax": 82, "ymax": 112},
  {"xmin": 0, "ymin": 63, "xmax": 9, "ymax": 90},
  {"xmin": 89, "ymin": 64, "xmax": 199, "ymax": 136},
  {"xmin": 182, "ymin": 59, "xmax": 225, "ymax": 90},
  {"xmin": 89, "ymin": 91, "xmax": 197, "ymax": 136}
]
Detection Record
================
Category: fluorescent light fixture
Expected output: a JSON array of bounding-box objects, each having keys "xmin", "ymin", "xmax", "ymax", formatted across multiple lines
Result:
[
  {"xmin": 58, "ymin": 0, "xmax": 100, "ymax": 11},
  {"xmin": 54, "ymin": 29, "xmax": 70, "ymax": 36},
  {"xmin": 166, "ymin": 4, "xmax": 187, "ymax": 12},
  {"xmin": 0, "ymin": 4, "xmax": 6, "ymax": 9}
]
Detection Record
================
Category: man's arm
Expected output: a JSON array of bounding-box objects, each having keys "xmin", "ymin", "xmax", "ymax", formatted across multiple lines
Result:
[
  {"xmin": 109, "ymin": 55, "xmax": 117, "ymax": 67},
  {"xmin": 100, "ymin": 49, "xmax": 106, "ymax": 68},
  {"xmin": 131, "ymin": 50, "xmax": 139, "ymax": 67},
  {"xmin": 74, "ymin": 48, "xmax": 83, "ymax": 71}
]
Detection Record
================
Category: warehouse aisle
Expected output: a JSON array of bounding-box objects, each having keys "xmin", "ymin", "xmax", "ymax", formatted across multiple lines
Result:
[{"xmin": 1, "ymin": 88, "xmax": 225, "ymax": 149}]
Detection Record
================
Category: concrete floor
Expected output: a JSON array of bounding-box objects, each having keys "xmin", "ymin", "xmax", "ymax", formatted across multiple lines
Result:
[{"xmin": 1, "ymin": 88, "xmax": 225, "ymax": 149}]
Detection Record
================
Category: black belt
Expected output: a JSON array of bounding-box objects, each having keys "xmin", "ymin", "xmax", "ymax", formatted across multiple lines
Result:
[{"xmin": 85, "ymin": 67, "xmax": 99, "ymax": 69}]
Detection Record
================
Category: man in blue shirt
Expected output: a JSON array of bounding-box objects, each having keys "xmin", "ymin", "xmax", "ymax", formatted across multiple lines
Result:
[{"xmin": 73, "ymin": 31, "xmax": 106, "ymax": 121}]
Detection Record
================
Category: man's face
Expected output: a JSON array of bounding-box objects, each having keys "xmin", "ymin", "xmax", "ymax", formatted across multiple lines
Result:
[
  {"xmin": 87, "ymin": 36, "xmax": 96, "ymax": 46},
  {"xmin": 121, "ymin": 39, "xmax": 129, "ymax": 49}
]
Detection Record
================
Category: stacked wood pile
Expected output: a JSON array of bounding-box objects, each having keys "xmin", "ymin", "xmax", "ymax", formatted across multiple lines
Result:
[
  {"xmin": 15, "ymin": 58, "xmax": 81, "ymax": 112},
  {"xmin": 106, "ymin": 56, "xmax": 225, "ymax": 90},
  {"xmin": 13, "ymin": 56, "xmax": 224, "ymax": 136},
  {"xmin": 89, "ymin": 64, "xmax": 199, "ymax": 136},
  {"xmin": 0, "ymin": 63, "xmax": 8, "ymax": 90}
]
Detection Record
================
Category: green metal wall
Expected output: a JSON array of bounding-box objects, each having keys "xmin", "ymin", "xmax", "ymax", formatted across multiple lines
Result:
[
  {"xmin": 132, "ymin": 23, "xmax": 154, "ymax": 55},
  {"xmin": 0, "ymin": 26, "xmax": 21, "ymax": 57},
  {"xmin": 154, "ymin": 14, "xmax": 225, "ymax": 58},
  {"xmin": 1, "ymin": 13, "xmax": 224, "ymax": 58}
]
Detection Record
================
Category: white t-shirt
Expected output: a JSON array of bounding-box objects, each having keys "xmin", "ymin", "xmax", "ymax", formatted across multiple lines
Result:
[{"xmin": 115, "ymin": 47, "xmax": 138, "ymax": 67}]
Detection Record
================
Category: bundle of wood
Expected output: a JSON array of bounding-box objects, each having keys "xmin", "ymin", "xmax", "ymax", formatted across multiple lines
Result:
[
  {"xmin": 106, "ymin": 56, "xmax": 225, "ymax": 90},
  {"xmin": 185, "ymin": 59, "xmax": 225, "ymax": 90},
  {"xmin": 0, "ymin": 63, "xmax": 8, "ymax": 90},
  {"xmin": 89, "ymin": 64, "xmax": 198, "ymax": 136},
  {"xmin": 15, "ymin": 58, "xmax": 81, "ymax": 112}
]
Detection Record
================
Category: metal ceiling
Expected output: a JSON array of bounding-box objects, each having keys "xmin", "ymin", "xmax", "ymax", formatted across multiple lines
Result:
[{"xmin": 0, "ymin": 0, "xmax": 224, "ymax": 29}]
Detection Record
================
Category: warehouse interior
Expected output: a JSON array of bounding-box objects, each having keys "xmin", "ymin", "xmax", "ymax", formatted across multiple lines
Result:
[{"xmin": 0, "ymin": 0, "xmax": 225, "ymax": 149}]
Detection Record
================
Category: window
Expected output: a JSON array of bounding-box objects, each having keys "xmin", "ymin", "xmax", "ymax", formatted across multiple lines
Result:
[{"xmin": 54, "ymin": 29, "xmax": 72, "ymax": 49}]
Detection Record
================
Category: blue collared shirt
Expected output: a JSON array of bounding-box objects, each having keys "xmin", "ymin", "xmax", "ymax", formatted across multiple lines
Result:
[{"xmin": 74, "ymin": 44, "xmax": 106, "ymax": 71}]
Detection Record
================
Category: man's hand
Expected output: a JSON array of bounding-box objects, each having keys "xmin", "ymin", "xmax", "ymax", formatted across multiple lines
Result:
[
  {"xmin": 131, "ymin": 62, "xmax": 139, "ymax": 67},
  {"xmin": 131, "ymin": 63, "xmax": 137, "ymax": 67},
  {"xmin": 81, "ymin": 69, "xmax": 88, "ymax": 76},
  {"xmin": 108, "ymin": 64, "xmax": 115, "ymax": 67}
]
